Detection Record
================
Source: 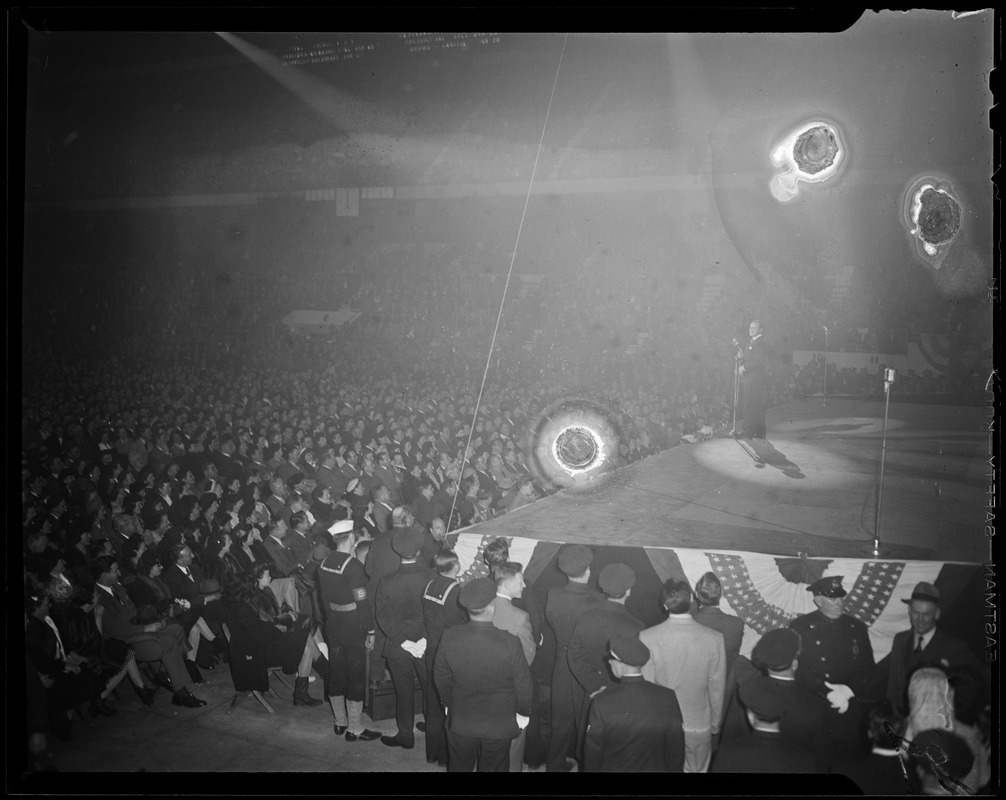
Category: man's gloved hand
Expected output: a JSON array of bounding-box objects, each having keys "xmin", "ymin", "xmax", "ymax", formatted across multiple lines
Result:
[
  {"xmin": 516, "ymin": 714, "xmax": 530, "ymax": 730},
  {"xmin": 825, "ymin": 682, "xmax": 854, "ymax": 714}
]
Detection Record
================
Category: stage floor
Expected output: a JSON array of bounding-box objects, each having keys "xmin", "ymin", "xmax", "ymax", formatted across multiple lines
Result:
[{"xmin": 472, "ymin": 398, "xmax": 989, "ymax": 563}]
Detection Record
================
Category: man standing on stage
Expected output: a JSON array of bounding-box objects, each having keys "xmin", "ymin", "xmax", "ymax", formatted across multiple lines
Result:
[{"xmin": 736, "ymin": 319, "xmax": 768, "ymax": 440}]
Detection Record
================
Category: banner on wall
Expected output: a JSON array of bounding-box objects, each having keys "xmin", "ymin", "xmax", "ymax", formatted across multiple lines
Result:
[{"xmin": 447, "ymin": 532, "xmax": 983, "ymax": 664}]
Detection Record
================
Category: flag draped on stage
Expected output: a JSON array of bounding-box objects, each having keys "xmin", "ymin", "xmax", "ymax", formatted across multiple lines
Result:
[{"xmin": 449, "ymin": 532, "xmax": 982, "ymax": 662}]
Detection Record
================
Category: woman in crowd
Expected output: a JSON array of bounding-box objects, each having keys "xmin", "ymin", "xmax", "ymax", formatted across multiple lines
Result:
[
  {"xmin": 903, "ymin": 667, "xmax": 990, "ymax": 794},
  {"xmin": 224, "ymin": 564, "xmax": 324, "ymax": 707}
]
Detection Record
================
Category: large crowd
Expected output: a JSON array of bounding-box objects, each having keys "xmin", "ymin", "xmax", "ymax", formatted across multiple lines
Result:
[{"xmin": 20, "ymin": 298, "xmax": 991, "ymax": 783}]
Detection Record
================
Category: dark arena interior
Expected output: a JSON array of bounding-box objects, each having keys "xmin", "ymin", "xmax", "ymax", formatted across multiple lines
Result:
[{"xmin": 12, "ymin": 10, "xmax": 997, "ymax": 794}]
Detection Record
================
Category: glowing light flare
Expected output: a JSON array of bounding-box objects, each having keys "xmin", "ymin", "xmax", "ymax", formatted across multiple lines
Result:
[
  {"xmin": 901, "ymin": 174, "xmax": 964, "ymax": 270},
  {"xmin": 529, "ymin": 398, "xmax": 622, "ymax": 493},
  {"xmin": 768, "ymin": 120, "xmax": 845, "ymax": 202},
  {"xmin": 551, "ymin": 425, "xmax": 605, "ymax": 475}
]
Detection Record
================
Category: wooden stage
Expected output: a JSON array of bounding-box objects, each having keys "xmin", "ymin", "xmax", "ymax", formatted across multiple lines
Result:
[{"xmin": 469, "ymin": 398, "xmax": 988, "ymax": 563}]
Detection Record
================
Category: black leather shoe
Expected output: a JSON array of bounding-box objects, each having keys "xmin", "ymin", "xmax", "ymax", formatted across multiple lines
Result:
[
  {"xmin": 346, "ymin": 729, "xmax": 381, "ymax": 742},
  {"xmin": 426, "ymin": 756, "xmax": 448, "ymax": 767},
  {"xmin": 134, "ymin": 685, "xmax": 157, "ymax": 706},
  {"xmin": 415, "ymin": 721, "xmax": 427, "ymax": 733},
  {"xmin": 380, "ymin": 735, "xmax": 414, "ymax": 749},
  {"xmin": 172, "ymin": 690, "xmax": 208, "ymax": 708},
  {"xmin": 150, "ymin": 673, "xmax": 173, "ymax": 691},
  {"xmin": 333, "ymin": 724, "xmax": 348, "ymax": 735},
  {"xmin": 185, "ymin": 660, "xmax": 207, "ymax": 685}
]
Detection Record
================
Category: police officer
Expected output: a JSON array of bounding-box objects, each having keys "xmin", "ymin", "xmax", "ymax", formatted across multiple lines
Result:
[
  {"xmin": 421, "ymin": 549, "xmax": 467, "ymax": 767},
  {"xmin": 544, "ymin": 544, "xmax": 605, "ymax": 772},
  {"xmin": 375, "ymin": 527, "xmax": 435, "ymax": 750},
  {"xmin": 789, "ymin": 575, "xmax": 876, "ymax": 761},
  {"xmin": 317, "ymin": 519, "xmax": 381, "ymax": 742}
]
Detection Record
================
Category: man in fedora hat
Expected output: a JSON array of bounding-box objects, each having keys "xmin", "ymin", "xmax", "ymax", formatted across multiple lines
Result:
[{"xmin": 886, "ymin": 581, "xmax": 987, "ymax": 715}]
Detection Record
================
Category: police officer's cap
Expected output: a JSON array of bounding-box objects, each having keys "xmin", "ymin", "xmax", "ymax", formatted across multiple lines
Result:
[
  {"xmin": 609, "ymin": 634, "xmax": 649, "ymax": 667},
  {"xmin": 557, "ymin": 544, "xmax": 593, "ymax": 576},
  {"xmin": 458, "ymin": 578, "xmax": 496, "ymax": 611},
  {"xmin": 392, "ymin": 528, "xmax": 424, "ymax": 558},
  {"xmin": 806, "ymin": 575, "xmax": 846, "ymax": 598},
  {"xmin": 598, "ymin": 563, "xmax": 635, "ymax": 596},
  {"xmin": 752, "ymin": 628, "xmax": 800, "ymax": 671}
]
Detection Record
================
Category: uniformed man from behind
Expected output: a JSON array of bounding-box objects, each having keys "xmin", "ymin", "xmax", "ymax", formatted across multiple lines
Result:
[
  {"xmin": 567, "ymin": 562, "xmax": 644, "ymax": 758},
  {"xmin": 420, "ymin": 548, "xmax": 467, "ymax": 767},
  {"xmin": 434, "ymin": 578, "xmax": 533, "ymax": 772},
  {"xmin": 711, "ymin": 675, "xmax": 817, "ymax": 774},
  {"xmin": 544, "ymin": 544, "xmax": 605, "ymax": 772},
  {"xmin": 788, "ymin": 575, "xmax": 876, "ymax": 761},
  {"xmin": 583, "ymin": 634, "xmax": 685, "ymax": 773},
  {"xmin": 746, "ymin": 627, "xmax": 831, "ymax": 770},
  {"xmin": 375, "ymin": 527, "xmax": 436, "ymax": 750},
  {"xmin": 317, "ymin": 519, "xmax": 381, "ymax": 743}
]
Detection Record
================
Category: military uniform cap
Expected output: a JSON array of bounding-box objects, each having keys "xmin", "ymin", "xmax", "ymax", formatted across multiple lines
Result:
[
  {"xmin": 752, "ymin": 629, "xmax": 800, "ymax": 671},
  {"xmin": 609, "ymin": 634, "xmax": 649, "ymax": 667},
  {"xmin": 806, "ymin": 575, "xmax": 846, "ymax": 598},
  {"xmin": 459, "ymin": 578, "xmax": 497, "ymax": 611},
  {"xmin": 328, "ymin": 519, "xmax": 354, "ymax": 536},
  {"xmin": 557, "ymin": 544, "xmax": 593, "ymax": 576},
  {"xmin": 739, "ymin": 676, "xmax": 786, "ymax": 721},
  {"xmin": 392, "ymin": 528, "xmax": 424, "ymax": 558},
  {"xmin": 598, "ymin": 563, "xmax": 635, "ymax": 596}
]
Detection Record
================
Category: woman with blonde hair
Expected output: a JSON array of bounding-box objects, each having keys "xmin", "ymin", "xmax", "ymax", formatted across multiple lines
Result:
[{"xmin": 902, "ymin": 667, "xmax": 990, "ymax": 794}]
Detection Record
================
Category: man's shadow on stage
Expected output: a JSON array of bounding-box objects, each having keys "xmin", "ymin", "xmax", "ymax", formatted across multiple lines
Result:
[{"xmin": 751, "ymin": 439, "xmax": 805, "ymax": 479}]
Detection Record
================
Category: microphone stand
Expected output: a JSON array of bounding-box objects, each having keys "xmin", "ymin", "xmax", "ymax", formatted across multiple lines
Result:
[
  {"xmin": 864, "ymin": 368, "xmax": 893, "ymax": 556},
  {"xmin": 822, "ymin": 326, "xmax": 828, "ymax": 407},
  {"xmin": 730, "ymin": 339, "xmax": 743, "ymax": 436}
]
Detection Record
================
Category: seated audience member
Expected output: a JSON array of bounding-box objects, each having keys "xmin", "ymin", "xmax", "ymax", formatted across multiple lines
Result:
[
  {"xmin": 128, "ymin": 549, "xmax": 215, "ymax": 681},
  {"xmin": 25, "ymin": 588, "xmax": 96, "ymax": 742},
  {"xmin": 224, "ymin": 565, "xmax": 325, "ymax": 707},
  {"xmin": 90, "ymin": 555, "xmax": 208, "ymax": 709},
  {"xmin": 59, "ymin": 590, "xmax": 157, "ymax": 709}
]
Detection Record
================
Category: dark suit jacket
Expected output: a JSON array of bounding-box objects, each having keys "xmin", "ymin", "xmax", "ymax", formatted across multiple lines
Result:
[
  {"xmin": 262, "ymin": 535, "xmax": 299, "ymax": 578},
  {"xmin": 831, "ymin": 751, "xmax": 912, "ymax": 795},
  {"xmin": 692, "ymin": 606, "xmax": 744, "ymax": 677},
  {"xmin": 886, "ymin": 626, "xmax": 987, "ymax": 713},
  {"xmin": 567, "ymin": 601, "xmax": 644, "ymax": 696},
  {"xmin": 711, "ymin": 730, "xmax": 817, "ymax": 773},
  {"xmin": 162, "ymin": 562, "xmax": 211, "ymax": 609},
  {"xmin": 434, "ymin": 619, "xmax": 533, "ymax": 740},
  {"xmin": 95, "ymin": 583, "xmax": 152, "ymax": 643},
  {"xmin": 583, "ymin": 675, "xmax": 685, "ymax": 772},
  {"xmin": 375, "ymin": 562, "xmax": 436, "ymax": 650}
]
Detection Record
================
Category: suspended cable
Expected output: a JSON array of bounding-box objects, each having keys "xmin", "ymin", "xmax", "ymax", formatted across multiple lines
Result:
[{"xmin": 447, "ymin": 33, "xmax": 569, "ymax": 529}]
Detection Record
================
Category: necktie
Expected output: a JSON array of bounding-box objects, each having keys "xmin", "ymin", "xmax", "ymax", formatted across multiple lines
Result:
[{"xmin": 914, "ymin": 636, "xmax": 924, "ymax": 656}]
